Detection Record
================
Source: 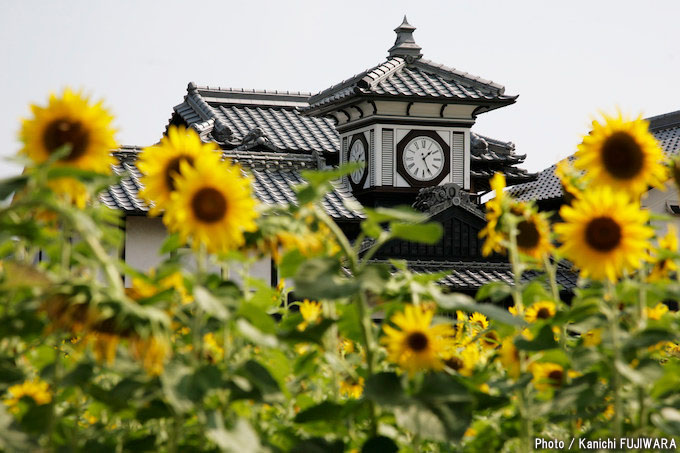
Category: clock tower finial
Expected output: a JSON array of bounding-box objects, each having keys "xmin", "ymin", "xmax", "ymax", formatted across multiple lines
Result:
[{"xmin": 388, "ymin": 15, "xmax": 423, "ymax": 59}]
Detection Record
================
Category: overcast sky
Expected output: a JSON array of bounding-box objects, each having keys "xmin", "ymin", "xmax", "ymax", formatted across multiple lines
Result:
[{"xmin": 1, "ymin": 0, "xmax": 679, "ymax": 180}]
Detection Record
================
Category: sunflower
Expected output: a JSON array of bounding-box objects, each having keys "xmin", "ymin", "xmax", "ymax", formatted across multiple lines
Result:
[
  {"xmin": 163, "ymin": 156, "xmax": 258, "ymax": 254},
  {"xmin": 480, "ymin": 330, "xmax": 501, "ymax": 349},
  {"xmin": 499, "ymin": 338, "xmax": 520, "ymax": 379},
  {"xmin": 469, "ymin": 312, "xmax": 489, "ymax": 331},
  {"xmin": 443, "ymin": 344, "xmax": 479, "ymax": 376},
  {"xmin": 555, "ymin": 159, "xmax": 582, "ymax": 201},
  {"xmin": 298, "ymin": 300, "xmax": 322, "ymax": 331},
  {"xmin": 648, "ymin": 226, "xmax": 679, "ymax": 282},
  {"xmin": 582, "ymin": 328, "xmax": 602, "ymax": 347},
  {"xmin": 515, "ymin": 211, "xmax": 553, "ymax": 260},
  {"xmin": 138, "ymin": 126, "xmax": 221, "ymax": 215},
  {"xmin": 4, "ymin": 378, "xmax": 52, "ymax": 411},
  {"xmin": 554, "ymin": 187, "xmax": 653, "ymax": 281},
  {"xmin": 574, "ymin": 112, "xmax": 666, "ymax": 198},
  {"xmin": 646, "ymin": 303, "xmax": 669, "ymax": 321},
  {"xmin": 19, "ymin": 88, "xmax": 117, "ymax": 173},
  {"xmin": 381, "ymin": 305, "xmax": 455, "ymax": 375},
  {"xmin": 525, "ymin": 301, "xmax": 556, "ymax": 323},
  {"xmin": 480, "ymin": 173, "xmax": 507, "ymax": 256},
  {"xmin": 339, "ymin": 377, "xmax": 364, "ymax": 399},
  {"xmin": 530, "ymin": 362, "xmax": 565, "ymax": 391},
  {"xmin": 130, "ymin": 335, "xmax": 170, "ymax": 376}
]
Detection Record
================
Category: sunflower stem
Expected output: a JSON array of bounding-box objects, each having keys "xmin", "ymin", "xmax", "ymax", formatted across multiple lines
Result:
[
  {"xmin": 605, "ymin": 280, "xmax": 623, "ymax": 439},
  {"xmin": 193, "ymin": 244, "xmax": 208, "ymax": 362},
  {"xmin": 508, "ymin": 220, "xmax": 532, "ymax": 453}
]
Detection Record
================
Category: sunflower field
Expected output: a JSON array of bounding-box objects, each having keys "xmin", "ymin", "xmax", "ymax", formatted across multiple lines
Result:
[{"xmin": 1, "ymin": 90, "xmax": 680, "ymax": 453}]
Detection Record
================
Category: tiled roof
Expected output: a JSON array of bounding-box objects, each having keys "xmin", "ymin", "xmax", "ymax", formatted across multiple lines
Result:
[
  {"xmin": 100, "ymin": 148, "xmax": 365, "ymax": 221},
  {"xmin": 370, "ymin": 259, "xmax": 578, "ymax": 291},
  {"xmin": 171, "ymin": 83, "xmax": 338, "ymax": 155},
  {"xmin": 508, "ymin": 111, "xmax": 680, "ymax": 202},
  {"xmin": 306, "ymin": 57, "xmax": 516, "ymax": 114}
]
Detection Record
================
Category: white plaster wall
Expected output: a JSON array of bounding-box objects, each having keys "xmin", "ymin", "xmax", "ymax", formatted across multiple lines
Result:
[
  {"xmin": 642, "ymin": 182, "xmax": 680, "ymax": 238},
  {"xmin": 124, "ymin": 215, "xmax": 274, "ymax": 288},
  {"xmin": 124, "ymin": 216, "xmax": 167, "ymax": 275}
]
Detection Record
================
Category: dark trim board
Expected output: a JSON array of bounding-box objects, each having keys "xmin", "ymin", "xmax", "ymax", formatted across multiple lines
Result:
[{"xmin": 336, "ymin": 116, "xmax": 475, "ymax": 133}]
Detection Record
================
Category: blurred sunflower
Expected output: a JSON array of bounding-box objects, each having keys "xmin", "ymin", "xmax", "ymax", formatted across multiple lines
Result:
[
  {"xmin": 4, "ymin": 378, "xmax": 52, "ymax": 411},
  {"xmin": 479, "ymin": 173, "xmax": 507, "ymax": 256},
  {"xmin": 515, "ymin": 211, "xmax": 553, "ymax": 260},
  {"xmin": 574, "ymin": 112, "xmax": 666, "ymax": 198},
  {"xmin": 19, "ymin": 88, "xmax": 116, "ymax": 173},
  {"xmin": 382, "ymin": 305, "xmax": 455, "ymax": 375},
  {"xmin": 130, "ymin": 335, "xmax": 170, "ymax": 376},
  {"xmin": 648, "ymin": 226, "xmax": 679, "ymax": 282},
  {"xmin": 499, "ymin": 338, "xmax": 520, "ymax": 379},
  {"xmin": 555, "ymin": 187, "xmax": 653, "ymax": 281},
  {"xmin": 555, "ymin": 159, "xmax": 582, "ymax": 201},
  {"xmin": 525, "ymin": 301, "xmax": 556, "ymax": 323},
  {"xmin": 163, "ymin": 156, "xmax": 258, "ymax": 254},
  {"xmin": 646, "ymin": 303, "xmax": 669, "ymax": 321},
  {"xmin": 480, "ymin": 330, "xmax": 501, "ymax": 349},
  {"xmin": 298, "ymin": 300, "xmax": 322, "ymax": 331},
  {"xmin": 138, "ymin": 126, "xmax": 221, "ymax": 215},
  {"xmin": 443, "ymin": 344, "xmax": 479, "ymax": 376},
  {"xmin": 339, "ymin": 377, "xmax": 364, "ymax": 399},
  {"xmin": 530, "ymin": 362, "xmax": 564, "ymax": 391}
]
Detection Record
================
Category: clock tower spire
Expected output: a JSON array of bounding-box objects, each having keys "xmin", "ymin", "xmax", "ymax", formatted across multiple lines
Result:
[{"xmin": 388, "ymin": 15, "xmax": 423, "ymax": 59}]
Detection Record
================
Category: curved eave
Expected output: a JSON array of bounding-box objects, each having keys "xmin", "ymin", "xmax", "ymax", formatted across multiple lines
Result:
[{"xmin": 304, "ymin": 92, "xmax": 517, "ymax": 118}]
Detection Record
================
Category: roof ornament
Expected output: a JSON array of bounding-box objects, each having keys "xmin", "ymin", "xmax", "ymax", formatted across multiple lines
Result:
[
  {"xmin": 239, "ymin": 127, "xmax": 278, "ymax": 152},
  {"xmin": 388, "ymin": 15, "xmax": 423, "ymax": 60},
  {"xmin": 210, "ymin": 117, "xmax": 235, "ymax": 144}
]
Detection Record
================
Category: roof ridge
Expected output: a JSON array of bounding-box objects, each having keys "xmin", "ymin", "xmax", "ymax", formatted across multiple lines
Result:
[
  {"xmin": 308, "ymin": 59, "xmax": 398, "ymax": 103},
  {"xmin": 415, "ymin": 58, "xmax": 506, "ymax": 94},
  {"xmin": 358, "ymin": 58, "xmax": 406, "ymax": 90},
  {"xmin": 647, "ymin": 109, "xmax": 680, "ymax": 131},
  {"xmin": 197, "ymin": 86, "xmax": 312, "ymax": 97}
]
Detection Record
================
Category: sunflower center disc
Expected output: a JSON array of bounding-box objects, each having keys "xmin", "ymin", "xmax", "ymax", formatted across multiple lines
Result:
[
  {"xmin": 547, "ymin": 370, "xmax": 563, "ymax": 386},
  {"xmin": 536, "ymin": 308, "xmax": 551, "ymax": 319},
  {"xmin": 516, "ymin": 220, "xmax": 540, "ymax": 249},
  {"xmin": 165, "ymin": 156, "xmax": 194, "ymax": 191},
  {"xmin": 483, "ymin": 331, "xmax": 499, "ymax": 347},
  {"xmin": 406, "ymin": 332, "xmax": 429, "ymax": 352},
  {"xmin": 601, "ymin": 131, "xmax": 644, "ymax": 179},
  {"xmin": 445, "ymin": 357, "xmax": 464, "ymax": 371},
  {"xmin": 43, "ymin": 118, "xmax": 90, "ymax": 161},
  {"xmin": 191, "ymin": 187, "xmax": 227, "ymax": 223},
  {"xmin": 585, "ymin": 217, "xmax": 622, "ymax": 252}
]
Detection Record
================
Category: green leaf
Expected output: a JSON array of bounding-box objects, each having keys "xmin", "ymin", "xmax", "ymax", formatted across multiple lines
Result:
[
  {"xmin": 279, "ymin": 249, "xmax": 306, "ymax": 279},
  {"xmin": 123, "ymin": 435, "xmax": 157, "ymax": 452},
  {"xmin": 160, "ymin": 233, "xmax": 184, "ymax": 254},
  {"xmin": 390, "ymin": 221, "xmax": 443, "ymax": 244},
  {"xmin": 435, "ymin": 293, "xmax": 524, "ymax": 326},
  {"xmin": 236, "ymin": 319, "xmax": 278, "ymax": 348},
  {"xmin": 238, "ymin": 303, "xmax": 276, "ymax": 334},
  {"xmin": 62, "ymin": 362, "xmax": 93, "ymax": 387},
  {"xmin": 194, "ymin": 286, "xmax": 230, "ymax": 321},
  {"xmin": 0, "ymin": 175, "xmax": 28, "ymax": 201},
  {"xmin": 476, "ymin": 282, "xmax": 513, "ymax": 303},
  {"xmin": 206, "ymin": 411, "xmax": 261, "ymax": 453},
  {"xmin": 278, "ymin": 318, "xmax": 335, "ymax": 345},
  {"xmin": 651, "ymin": 407, "xmax": 680, "ymax": 436},
  {"xmin": 294, "ymin": 400, "xmax": 361, "ymax": 423},
  {"xmin": 294, "ymin": 258, "xmax": 359, "ymax": 299},
  {"xmin": 364, "ymin": 372, "xmax": 406, "ymax": 405},
  {"xmin": 416, "ymin": 373, "xmax": 472, "ymax": 403},
  {"xmin": 0, "ymin": 359, "xmax": 24, "ymax": 384},
  {"xmin": 357, "ymin": 263, "xmax": 391, "ymax": 293},
  {"xmin": 291, "ymin": 438, "xmax": 344, "ymax": 453},
  {"xmin": 136, "ymin": 400, "xmax": 172, "ymax": 422},
  {"xmin": 362, "ymin": 437, "xmax": 398, "ymax": 453},
  {"xmin": 394, "ymin": 403, "xmax": 447, "ymax": 442},
  {"xmin": 46, "ymin": 166, "xmax": 109, "ymax": 181},
  {"xmin": 514, "ymin": 325, "xmax": 558, "ymax": 351},
  {"xmin": 241, "ymin": 360, "xmax": 281, "ymax": 395},
  {"xmin": 624, "ymin": 328, "xmax": 676, "ymax": 351},
  {"xmin": 364, "ymin": 206, "xmax": 428, "ymax": 224},
  {"xmin": 0, "ymin": 405, "xmax": 33, "ymax": 452}
]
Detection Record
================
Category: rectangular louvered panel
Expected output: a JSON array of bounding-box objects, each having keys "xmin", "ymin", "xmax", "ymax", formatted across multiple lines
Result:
[
  {"xmin": 369, "ymin": 129, "xmax": 375, "ymax": 186},
  {"xmin": 382, "ymin": 129, "xmax": 394, "ymax": 186},
  {"xmin": 452, "ymin": 132, "xmax": 464, "ymax": 186}
]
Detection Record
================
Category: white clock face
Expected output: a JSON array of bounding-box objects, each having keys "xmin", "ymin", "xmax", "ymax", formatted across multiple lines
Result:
[
  {"xmin": 348, "ymin": 139, "xmax": 367, "ymax": 184},
  {"xmin": 403, "ymin": 136, "xmax": 445, "ymax": 181}
]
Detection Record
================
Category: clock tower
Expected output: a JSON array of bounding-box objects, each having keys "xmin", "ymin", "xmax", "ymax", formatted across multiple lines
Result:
[{"xmin": 304, "ymin": 17, "xmax": 520, "ymax": 207}]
